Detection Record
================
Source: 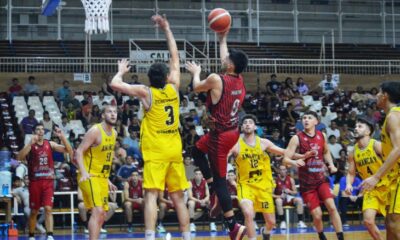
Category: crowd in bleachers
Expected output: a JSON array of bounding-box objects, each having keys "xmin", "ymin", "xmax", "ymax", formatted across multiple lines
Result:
[{"xmin": 0, "ymin": 71, "xmax": 385, "ymax": 232}]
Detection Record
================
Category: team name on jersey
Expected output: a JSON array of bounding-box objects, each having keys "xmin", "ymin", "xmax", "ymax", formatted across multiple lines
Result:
[
  {"xmin": 155, "ymin": 97, "xmax": 178, "ymax": 104},
  {"xmin": 231, "ymin": 90, "xmax": 242, "ymax": 96},
  {"xmin": 101, "ymin": 144, "xmax": 114, "ymax": 151},
  {"xmin": 356, "ymin": 156, "xmax": 379, "ymax": 167}
]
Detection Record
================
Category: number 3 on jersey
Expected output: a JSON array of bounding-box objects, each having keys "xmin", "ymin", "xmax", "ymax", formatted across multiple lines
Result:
[{"xmin": 164, "ymin": 105, "xmax": 175, "ymax": 125}]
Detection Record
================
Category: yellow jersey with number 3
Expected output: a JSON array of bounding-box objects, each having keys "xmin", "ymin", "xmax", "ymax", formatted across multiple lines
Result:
[
  {"xmin": 354, "ymin": 139, "xmax": 389, "ymax": 187},
  {"xmin": 381, "ymin": 106, "xmax": 400, "ymax": 182},
  {"xmin": 140, "ymin": 84, "xmax": 182, "ymax": 162},
  {"xmin": 83, "ymin": 123, "xmax": 116, "ymax": 178},
  {"xmin": 235, "ymin": 136, "xmax": 274, "ymax": 189}
]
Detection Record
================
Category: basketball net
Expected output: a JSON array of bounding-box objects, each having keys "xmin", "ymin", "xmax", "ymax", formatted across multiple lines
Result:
[{"xmin": 81, "ymin": 0, "xmax": 111, "ymax": 35}]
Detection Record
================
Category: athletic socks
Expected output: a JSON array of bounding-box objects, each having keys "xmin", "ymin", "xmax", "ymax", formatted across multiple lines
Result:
[
  {"xmin": 182, "ymin": 231, "xmax": 191, "ymax": 240},
  {"xmin": 336, "ymin": 232, "xmax": 344, "ymax": 240},
  {"xmin": 145, "ymin": 230, "xmax": 155, "ymax": 240},
  {"xmin": 224, "ymin": 216, "xmax": 237, "ymax": 231},
  {"xmin": 318, "ymin": 232, "xmax": 327, "ymax": 240}
]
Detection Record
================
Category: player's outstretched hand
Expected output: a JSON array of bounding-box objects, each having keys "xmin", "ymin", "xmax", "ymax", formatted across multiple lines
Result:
[
  {"xmin": 185, "ymin": 61, "xmax": 201, "ymax": 75},
  {"xmin": 108, "ymin": 180, "xmax": 118, "ymax": 192},
  {"xmin": 53, "ymin": 126, "xmax": 63, "ymax": 138},
  {"xmin": 361, "ymin": 175, "xmax": 379, "ymax": 191},
  {"xmin": 151, "ymin": 14, "xmax": 170, "ymax": 31},
  {"xmin": 295, "ymin": 159, "xmax": 305, "ymax": 167},
  {"xmin": 217, "ymin": 30, "xmax": 229, "ymax": 40},
  {"xmin": 30, "ymin": 135, "xmax": 39, "ymax": 145},
  {"xmin": 118, "ymin": 59, "xmax": 131, "ymax": 75},
  {"xmin": 328, "ymin": 164, "xmax": 337, "ymax": 174}
]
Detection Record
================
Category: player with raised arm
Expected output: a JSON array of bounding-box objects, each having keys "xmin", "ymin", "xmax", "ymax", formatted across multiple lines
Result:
[
  {"xmin": 76, "ymin": 105, "xmax": 118, "ymax": 240},
  {"xmin": 109, "ymin": 15, "xmax": 190, "ymax": 240},
  {"xmin": 185, "ymin": 31, "xmax": 248, "ymax": 240},
  {"xmin": 284, "ymin": 111, "xmax": 344, "ymax": 240}
]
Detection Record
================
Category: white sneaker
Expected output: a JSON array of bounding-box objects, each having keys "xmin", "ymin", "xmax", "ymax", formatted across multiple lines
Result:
[
  {"xmin": 157, "ymin": 224, "xmax": 166, "ymax": 233},
  {"xmin": 84, "ymin": 228, "xmax": 89, "ymax": 234},
  {"xmin": 254, "ymin": 220, "xmax": 259, "ymax": 231},
  {"xmin": 297, "ymin": 221, "xmax": 307, "ymax": 228},
  {"xmin": 36, "ymin": 223, "xmax": 46, "ymax": 234},
  {"xmin": 165, "ymin": 232, "xmax": 172, "ymax": 240},
  {"xmin": 47, "ymin": 236, "xmax": 54, "ymax": 240},
  {"xmin": 190, "ymin": 223, "xmax": 196, "ymax": 232},
  {"xmin": 209, "ymin": 222, "xmax": 217, "ymax": 232},
  {"xmin": 100, "ymin": 228, "xmax": 107, "ymax": 233},
  {"xmin": 280, "ymin": 221, "xmax": 287, "ymax": 230}
]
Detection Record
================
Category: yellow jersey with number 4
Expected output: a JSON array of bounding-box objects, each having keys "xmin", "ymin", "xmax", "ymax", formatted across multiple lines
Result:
[
  {"xmin": 235, "ymin": 136, "xmax": 274, "ymax": 189},
  {"xmin": 354, "ymin": 139, "xmax": 390, "ymax": 187},
  {"xmin": 83, "ymin": 123, "xmax": 116, "ymax": 178},
  {"xmin": 140, "ymin": 84, "xmax": 182, "ymax": 162},
  {"xmin": 381, "ymin": 106, "xmax": 400, "ymax": 182}
]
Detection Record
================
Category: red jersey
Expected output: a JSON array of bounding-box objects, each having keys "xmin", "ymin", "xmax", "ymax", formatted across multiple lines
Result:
[
  {"xmin": 28, "ymin": 140, "xmax": 55, "ymax": 180},
  {"xmin": 128, "ymin": 180, "xmax": 143, "ymax": 199},
  {"xmin": 206, "ymin": 74, "xmax": 246, "ymax": 132},
  {"xmin": 297, "ymin": 130, "xmax": 328, "ymax": 192},
  {"xmin": 191, "ymin": 179, "xmax": 207, "ymax": 200},
  {"xmin": 274, "ymin": 176, "xmax": 293, "ymax": 195}
]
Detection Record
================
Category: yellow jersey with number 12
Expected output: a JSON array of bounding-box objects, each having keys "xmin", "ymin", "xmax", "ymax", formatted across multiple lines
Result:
[
  {"xmin": 381, "ymin": 106, "xmax": 400, "ymax": 182},
  {"xmin": 235, "ymin": 136, "xmax": 274, "ymax": 189},
  {"xmin": 354, "ymin": 139, "xmax": 390, "ymax": 187},
  {"xmin": 140, "ymin": 84, "xmax": 182, "ymax": 162},
  {"xmin": 83, "ymin": 123, "xmax": 116, "ymax": 178}
]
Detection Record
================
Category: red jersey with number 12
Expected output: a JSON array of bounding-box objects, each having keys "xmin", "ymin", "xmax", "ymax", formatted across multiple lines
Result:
[
  {"xmin": 206, "ymin": 74, "xmax": 246, "ymax": 132},
  {"xmin": 297, "ymin": 130, "xmax": 328, "ymax": 192},
  {"xmin": 28, "ymin": 140, "xmax": 55, "ymax": 180}
]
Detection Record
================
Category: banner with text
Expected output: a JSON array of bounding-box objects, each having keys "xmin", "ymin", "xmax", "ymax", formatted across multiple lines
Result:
[{"xmin": 130, "ymin": 50, "xmax": 186, "ymax": 62}]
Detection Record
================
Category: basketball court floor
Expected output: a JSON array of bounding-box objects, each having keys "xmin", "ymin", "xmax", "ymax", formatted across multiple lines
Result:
[{"xmin": 14, "ymin": 225, "xmax": 384, "ymax": 239}]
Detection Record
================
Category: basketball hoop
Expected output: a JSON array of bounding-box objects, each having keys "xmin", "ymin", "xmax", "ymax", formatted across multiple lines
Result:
[{"xmin": 81, "ymin": 0, "xmax": 112, "ymax": 35}]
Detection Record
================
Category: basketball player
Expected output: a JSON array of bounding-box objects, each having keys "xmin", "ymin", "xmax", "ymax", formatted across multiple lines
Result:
[
  {"xmin": 346, "ymin": 118, "xmax": 389, "ymax": 240},
  {"xmin": 109, "ymin": 15, "xmax": 190, "ymax": 240},
  {"xmin": 185, "ymin": 31, "xmax": 248, "ymax": 239},
  {"xmin": 76, "ymin": 104, "xmax": 118, "ymax": 240},
  {"xmin": 229, "ymin": 114, "xmax": 309, "ymax": 240},
  {"xmin": 284, "ymin": 111, "xmax": 344, "ymax": 240},
  {"xmin": 18, "ymin": 123, "xmax": 73, "ymax": 240},
  {"xmin": 361, "ymin": 81, "xmax": 400, "ymax": 240}
]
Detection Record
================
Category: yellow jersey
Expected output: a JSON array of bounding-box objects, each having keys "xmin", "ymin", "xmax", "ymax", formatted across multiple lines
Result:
[
  {"xmin": 354, "ymin": 139, "xmax": 389, "ymax": 187},
  {"xmin": 83, "ymin": 123, "xmax": 116, "ymax": 178},
  {"xmin": 381, "ymin": 106, "xmax": 400, "ymax": 182},
  {"xmin": 235, "ymin": 136, "xmax": 274, "ymax": 189},
  {"xmin": 140, "ymin": 84, "xmax": 182, "ymax": 162}
]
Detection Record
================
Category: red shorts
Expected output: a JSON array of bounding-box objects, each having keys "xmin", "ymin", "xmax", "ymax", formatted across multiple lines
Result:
[
  {"xmin": 301, "ymin": 182, "xmax": 333, "ymax": 211},
  {"xmin": 29, "ymin": 179, "xmax": 54, "ymax": 210},
  {"xmin": 132, "ymin": 202, "xmax": 142, "ymax": 210},
  {"xmin": 196, "ymin": 129, "xmax": 240, "ymax": 178}
]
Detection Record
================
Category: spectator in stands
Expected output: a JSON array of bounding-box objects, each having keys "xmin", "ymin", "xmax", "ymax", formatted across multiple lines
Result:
[
  {"xmin": 65, "ymin": 103, "xmax": 77, "ymax": 121},
  {"xmin": 116, "ymin": 156, "xmax": 138, "ymax": 189},
  {"xmin": 113, "ymin": 140, "xmax": 127, "ymax": 166},
  {"xmin": 63, "ymin": 91, "xmax": 81, "ymax": 111},
  {"xmin": 281, "ymin": 103, "xmax": 300, "ymax": 131},
  {"xmin": 339, "ymin": 171, "xmax": 362, "ymax": 228},
  {"xmin": 226, "ymin": 170, "xmax": 239, "ymax": 210},
  {"xmin": 9, "ymin": 78, "xmax": 23, "ymax": 97},
  {"xmin": 281, "ymin": 77, "xmax": 296, "ymax": 100},
  {"xmin": 328, "ymin": 135, "xmax": 343, "ymax": 160},
  {"xmin": 319, "ymin": 107, "xmax": 333, "ymax": 127},
  {"xmin": 56, "ymin": 80, "xmax": 71, "ymax": 105},
  {"xmin": 127, "ymin": 115, "xmax": 140, "ymax": 133},
  {"xmin": 366, "ymin": 87, "xmax": 378, "ymax": 105},
  {"xmin": 114, "ymin": 119, "xmax": 127, "ymax": 138},
  {"xmin": 20, "ymin": 109, "xmax": 38, "ymax": 136},
  {"xmin": 266, "ymin": 73, "xmax": 281, "ymax": 96},
  {"xmin": 121, "ymin": 104, "xmax": 134, "ymax": 126},
  {"xmin": 268, "ymin": 128, "xmax": 285, "ymax": 148},
  {"xmin": 334, "ymin": 111, "xmax": 347, "ymax": 128},
  {"xmin": 131, "ymin": 74, "xmax": 140, "ymax": 85},
  {"xmin": 290, "ymin": 90, "xmax": 308, "ymax": 113},
  {"xmin": 274, "ymin": 165, "xmax": 307, "ymax": 229},
  {"xmin": 41, "ymin": 111, "xmax": 54, "ymax": 138},
  {"xmin": 346, "ymin": 111, "xmax": 357, "ymax": 129},
  {"xmin": 339, "ymin": 123, "xmax": 354, "ymax": 146},
  {"xmin": 318, "ymin": 73, "xmax": 338, "ymax": 95},
  {"xmin": 15, "ymin": 159, "xmax": 28, "ymax": 181},
  {"xmin": 101, "ymin": 76, "xmax": 115, "ymax": 96},
  {"xmin": 184, "ymin": 126, "xmax": 200, "ymax": 155},
  {"xmin": 296, "ymin": 77, "xmax": 309, "ymax": 95},
  {"xmin": 122, "ymin": 130, "xmax": 141, "ymax": 159},
  {"xmin": 351, "ymin": 86, "xmax": 368, "ymax": 103},
  {"xmin": 180, "ymin": 98, "xmax": 192, "ymax": 118},
  {"xmin": 327, "ymin": 120, "xmax": 341, "ymax": 139},
  {"xmin": 59, "ymin": 115, "xmax": 71, "ymax": 136},
  {"xmin": 123, "ymin": 170, "xmax": 144, "ymax": 233},
  {"xmin": 77, "ymin": 188, "xmax": 118, "ymax": 234},
  {"xmin": 195, "ymin": 99, "xmax": 206, "ymax": 118},
  {"xmin": 184, "ymin": 155, "xmax": 196, "ymax": 181},
  {"xmin": 89, "ymin": 105, "xmax": 101, "ymax": 125},
  {"xmin": 24, "ymin": 76, "xmax": 40, "ymax": 96},
  {"xmin": 93, "ymin": 91, "xmax": 107, "ymax": 110},
  {"xmin": 188, "ymin": 169, "xmax": 215, "ymax": 232},
  {"xmin": 124, "ymin": 95, "xmax": 140, "ymax": 113}
]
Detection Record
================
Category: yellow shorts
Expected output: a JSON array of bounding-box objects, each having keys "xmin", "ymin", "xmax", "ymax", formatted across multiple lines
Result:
[
  {"xmin": 388, "ymin": 179, "xmax": 400, "ymax": 214},
  {"xmin": 362, "ymin": 186, "xmax": 388, "ymax": 216},
  {"xmin": 78, "ymin": 177, "xmax": 109, "ymax": 211},
  {"xmin": 143, "ymin": 161, "xmax": 189, "ymax": 192},
  {"xmin": 237, "ymin": 183, "xmax": 274, "ymax": 213}
]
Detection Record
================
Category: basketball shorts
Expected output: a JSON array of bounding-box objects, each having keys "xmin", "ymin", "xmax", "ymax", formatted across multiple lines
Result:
[
  {"xmin": 29, "ymin": 179, "xmax": 54, "ymax": 210},
  {"xmin": 78, "ymin": 176, "xmax": 109, "ymax": 211},
  {"xmin": 196, "ymin": 129, "xmax": 240, "ymax": 178},
  {"xmin": 143, "ymin": 160, "xmax": 189, "ymax": 192},
  {"xmin": 301, "ymin": 182, "xmax": 333, "ymax": 211},
  {"xmin": 363, "ymin": 185, "xmax": 389, "ymax": 216},
  {"xmin": 388, "ymin": 178, "xmax": 400, "ymax": 214},
  {"xmin": 237, "ymin": 183, "xmax": 275, "ymax": 214}
]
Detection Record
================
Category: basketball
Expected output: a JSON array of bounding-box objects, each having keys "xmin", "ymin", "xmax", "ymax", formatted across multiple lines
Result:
[{"xmin": 208, "ymin": 8, "xmax": 231, "ymax": 33}]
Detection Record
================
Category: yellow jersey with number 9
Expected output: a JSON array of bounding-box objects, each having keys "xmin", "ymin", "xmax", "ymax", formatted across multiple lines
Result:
[
  {"xmin": 381, "ymin": 106, "xmax": 400, "ymax": 182},
  {"xmin": 83, "ymin": 123, "xmax": 116, "ymax": 178},
  {"xmin": 140, "ymin": 84, "xmax": 182, "ymax": 162},
  {"xmin": 354, "ymin": 139, "xmax": 389, "ymax": 187},
  {"xmin": 235, "ymin": 136, "xmax": 274, "ymax": 189}
]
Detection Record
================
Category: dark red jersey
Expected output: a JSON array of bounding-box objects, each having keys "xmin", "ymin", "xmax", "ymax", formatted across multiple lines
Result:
[
  {"xmin": 274, "ymin": 176, "xmax": 293, "ymax": 195},
  {"xmin": 28, "ymin": 140, "xmax": 55, "ymax": 180},
  {"xmin": 206, "ymin": 74, "xmax": 246, "ymax": 132},
  {"xmin": 297, "ymin": 130, "xmax": 328, "ymax": 192},
  {"xmin": 191, "ymin": 179, "xmax": 207, "ymax": 200},
  {"xmin": 128, "ymin": 180, "xmax": 143, "ymax": 199}
]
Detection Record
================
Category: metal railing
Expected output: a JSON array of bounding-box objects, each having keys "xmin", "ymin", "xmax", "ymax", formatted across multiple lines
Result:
[{"xmin": 1, "ymin": 57, "xmax": 400, "ymax": 75}]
